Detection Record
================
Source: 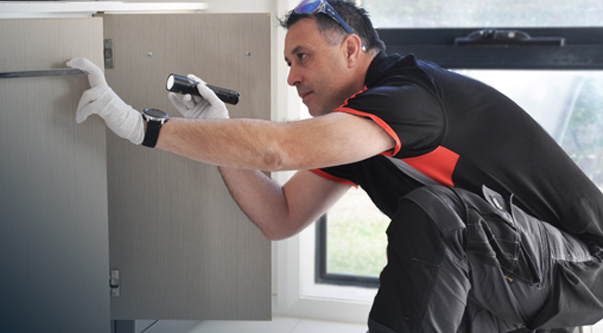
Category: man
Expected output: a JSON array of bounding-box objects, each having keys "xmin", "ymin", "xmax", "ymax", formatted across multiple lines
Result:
[{"xmin": 68, "ymin": 0, "xmax": 603, "ymax": 331}]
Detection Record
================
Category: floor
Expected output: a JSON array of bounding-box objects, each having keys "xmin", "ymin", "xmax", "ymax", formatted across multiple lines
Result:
[
  {"xmin": 188, "ymin": 318, "xmax": 603, "ymax": 333},
  {"xmin": 587, "ymin": 324, "xmax": 603, "ymax": 333},
  {"xmin": 189, "ymin": 317, "xmax": 367, "ymax": 333}
]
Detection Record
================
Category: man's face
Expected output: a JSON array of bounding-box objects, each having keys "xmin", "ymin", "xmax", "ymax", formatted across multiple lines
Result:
[{"xmin": 284, "ymin": 18, "xmax": 354, "ymax": 117}]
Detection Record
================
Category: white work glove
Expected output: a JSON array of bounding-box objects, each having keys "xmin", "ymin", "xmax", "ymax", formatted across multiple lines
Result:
[
  {"xmin": 168, "ymin": 74, "xmax": 229, "ymax": 120},
  {"xmin": 66, "ymin": 58, "xmax": 144, "ymax": 145}
]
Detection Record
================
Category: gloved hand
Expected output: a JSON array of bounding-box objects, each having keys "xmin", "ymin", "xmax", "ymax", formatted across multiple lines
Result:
[
  {"xmin": 168, "ymin": 74, "xmax": 229, "ymax": 120},
  {"xmin": 66, "ymin": 58, "xmax": 144, "ymax": 145}
]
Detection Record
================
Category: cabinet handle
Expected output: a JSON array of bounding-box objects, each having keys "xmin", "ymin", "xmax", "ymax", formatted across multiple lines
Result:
[{"xmin": 0, "ymin": 68, "xmax": 86, "ymax": 79}]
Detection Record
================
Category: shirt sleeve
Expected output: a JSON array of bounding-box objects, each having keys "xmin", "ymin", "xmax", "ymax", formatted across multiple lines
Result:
[
  {"xmin": 335, "ymin": 83, "xmax": 445, "ymax": 159},
  {"xmin": 310, "ymin": 165, "xmax": 358, "ymax": 188},
  {"xmin": 312, "ymin": 80, "xmax": 444, "ymax": 185}
]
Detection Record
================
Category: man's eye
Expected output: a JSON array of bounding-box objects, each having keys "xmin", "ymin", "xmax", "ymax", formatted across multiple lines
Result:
[{"xmin": 298, "ymin": 53, "xmax": 307, "ymax": 61}]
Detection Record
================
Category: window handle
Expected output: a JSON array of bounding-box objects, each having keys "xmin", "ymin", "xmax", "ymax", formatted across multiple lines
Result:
[{"xmin": 455, "ymin": 29, "xmax": 564, "ymax": 46}]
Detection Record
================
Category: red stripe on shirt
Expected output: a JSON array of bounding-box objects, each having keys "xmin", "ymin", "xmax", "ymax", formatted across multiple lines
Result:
[
  {"xmin": 310, "ymin": 169, "xmax": 358, "ymax": 188},
  {"xmin": 402, "ymin": 146, "xmax": 460, "ymax": 187}
]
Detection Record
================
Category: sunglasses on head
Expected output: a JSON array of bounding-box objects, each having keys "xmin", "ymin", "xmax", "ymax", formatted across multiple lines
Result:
[{"xmin": 294, "ymin": 0, "xmax": 366, "ymax": 51}]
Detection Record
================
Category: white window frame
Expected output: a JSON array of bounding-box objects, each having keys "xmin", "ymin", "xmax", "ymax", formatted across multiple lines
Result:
[{"xmin": 273, "ymin": 223, "xmax": 377, "ymax": 323}]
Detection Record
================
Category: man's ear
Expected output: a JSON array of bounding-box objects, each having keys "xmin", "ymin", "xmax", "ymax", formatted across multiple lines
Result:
[{"xmin": 343, "ymin": 34, "xmax": 363, "ymax": 68}]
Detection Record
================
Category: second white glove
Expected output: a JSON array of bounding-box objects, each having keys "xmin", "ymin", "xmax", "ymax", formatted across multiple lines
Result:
[{"xmin": 168, "ymin": 74, "xmax": 229, "ymax": 120}]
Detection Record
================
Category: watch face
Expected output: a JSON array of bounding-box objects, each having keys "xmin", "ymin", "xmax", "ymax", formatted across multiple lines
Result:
[{"xmin": 143, "ymin": 108, "xmax": 168, "ymax": 119}]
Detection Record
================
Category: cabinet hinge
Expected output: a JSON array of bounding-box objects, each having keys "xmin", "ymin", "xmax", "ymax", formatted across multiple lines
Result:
[
  {"xmin": 110, "ymin": 269, "xmax": 120, "ymax": 297},
  {"xmin": 104, "ymin": 39, "xmax": 114, "ymax": 69}
]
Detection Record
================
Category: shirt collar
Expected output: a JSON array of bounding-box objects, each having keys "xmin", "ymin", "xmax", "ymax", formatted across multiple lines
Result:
[
  {"xmin": 364, "ymin": 52, "xmax": 389, "ymax": 87},
  {"xmin": 364, "ymin": 52, "xmax": 419, "ymax": 87}
]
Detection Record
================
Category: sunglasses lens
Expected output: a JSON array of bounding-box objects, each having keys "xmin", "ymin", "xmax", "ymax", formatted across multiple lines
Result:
[{"xmin": 295, "ymin": 0, "xmax": 321, "ymax": 13}]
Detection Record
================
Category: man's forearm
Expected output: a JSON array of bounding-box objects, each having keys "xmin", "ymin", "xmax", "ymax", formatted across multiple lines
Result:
[{"xmin": 157, "ymin": 117, "xmax": 287, "ymax": 171}]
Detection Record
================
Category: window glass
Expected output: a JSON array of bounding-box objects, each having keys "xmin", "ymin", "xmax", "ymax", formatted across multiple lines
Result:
[
  {"xmin": 359, "ymin": 0, "xmax": 603, "ymax": 28},
  {"xmin": 324, "ymin": 70, "xmax": 603, "ymax": 279},
  {"xmin": 326, "ymin": 189, "xmax": 388, "ymax": 278}
]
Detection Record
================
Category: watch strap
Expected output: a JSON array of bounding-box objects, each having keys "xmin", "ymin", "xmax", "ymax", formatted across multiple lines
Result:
[{"xmin": 142, "ymin": 117, "xmax": 163, "ymax": 148}]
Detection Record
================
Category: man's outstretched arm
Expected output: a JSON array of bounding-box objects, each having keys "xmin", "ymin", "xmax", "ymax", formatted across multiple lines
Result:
[{"xmin": 67, "ymin": 58, "xmax": 393, "ymax": 240}]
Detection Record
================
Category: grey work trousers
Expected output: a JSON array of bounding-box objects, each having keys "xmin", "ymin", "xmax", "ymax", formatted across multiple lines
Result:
[{"xmin": 368, "ymin": 185, "xmax": 603, "ymax": 333}]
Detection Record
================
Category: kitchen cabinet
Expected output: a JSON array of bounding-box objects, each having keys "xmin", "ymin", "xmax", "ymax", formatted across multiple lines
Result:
[{"xmin": 0, "ymin": 13, "xmax": 271, "ymax": 333}]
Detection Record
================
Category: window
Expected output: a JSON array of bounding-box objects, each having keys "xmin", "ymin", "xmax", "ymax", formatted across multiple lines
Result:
[
  {"xmin": 316, "ymin": 1, "xmax": 603, "ymax": 289},
  {"xmin": 316, "ymin": 190, "xmax": 387, "ymax": 287},
  {"xmin": 361, "ymin": 0, "xmax": 603, "ymax": 28}
]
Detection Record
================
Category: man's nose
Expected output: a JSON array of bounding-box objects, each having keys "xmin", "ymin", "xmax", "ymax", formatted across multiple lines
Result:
[{"xmin": 287, "ymin": 66, "xmax": 301, "ymax": 87}]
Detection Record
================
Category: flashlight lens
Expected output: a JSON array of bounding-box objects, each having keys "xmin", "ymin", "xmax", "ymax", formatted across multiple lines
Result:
[{"xmin": 167, "ymin": 75, "xmax": 175, "ymax": 90}]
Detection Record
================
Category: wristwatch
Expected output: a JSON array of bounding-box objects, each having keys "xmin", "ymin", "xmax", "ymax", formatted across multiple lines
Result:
[{"xmin": 141, "ymin": 108, "xmax": 169, "ymax": 148}]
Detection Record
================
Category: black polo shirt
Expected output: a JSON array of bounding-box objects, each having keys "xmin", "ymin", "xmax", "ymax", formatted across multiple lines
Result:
[{"xmin": 312, "ymin": 52, "xmax": 603, "ymax": 241}]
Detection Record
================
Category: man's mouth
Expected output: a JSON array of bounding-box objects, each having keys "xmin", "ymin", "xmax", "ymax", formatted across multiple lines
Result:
[{"xmin": 299, "ymin": 90, "xmax": 313, "ymax": 101}]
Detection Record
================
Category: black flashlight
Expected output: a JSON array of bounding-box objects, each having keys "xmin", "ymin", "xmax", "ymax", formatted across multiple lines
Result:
[{"xmin": 166, "ymin": 73, "xmax": 240, "ymax": 105}]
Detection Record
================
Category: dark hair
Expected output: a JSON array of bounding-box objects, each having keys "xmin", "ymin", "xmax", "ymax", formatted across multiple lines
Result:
[{"xmin": 279, "ymin": 0, "xmax": 386, "ymax": 55}]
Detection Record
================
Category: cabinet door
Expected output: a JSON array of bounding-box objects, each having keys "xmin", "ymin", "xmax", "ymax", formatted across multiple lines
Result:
[
  {"xmin": 102, "ymin": 13, "xmax": 272, "ymax": 320},
  {"xmin": 0, "ymin": 18, "xmax": 110, "ymax": 333}
]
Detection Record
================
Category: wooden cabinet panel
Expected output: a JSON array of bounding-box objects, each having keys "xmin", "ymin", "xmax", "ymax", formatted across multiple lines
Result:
[
  {"xmin": 102, "ymin": 13, "xmax": 272, "ymax": 320},
  {"xmin": 0, "ymin": 18, "xmax": 109, "ymax": 333}
]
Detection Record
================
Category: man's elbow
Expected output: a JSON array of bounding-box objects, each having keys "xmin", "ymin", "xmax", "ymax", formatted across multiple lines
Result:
[
  {"xmin": 262, "ymin": 228, "xmax": 294, "ymax": 241},
  {"xmin": 260, "ymin": 218, "xmax": 303, "ymax": 241},
  {"xmin": 261, "ymin": 145, "xmax": 289, "ymax": 171}
]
